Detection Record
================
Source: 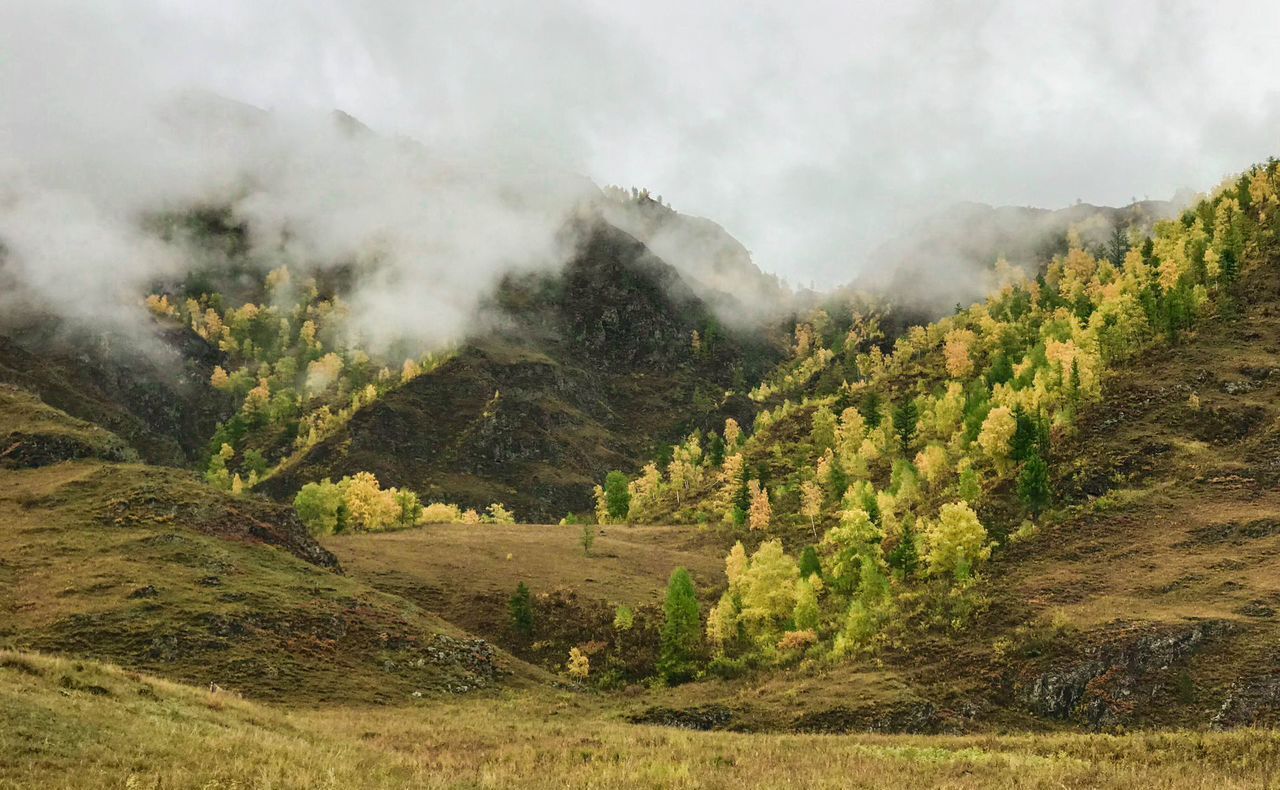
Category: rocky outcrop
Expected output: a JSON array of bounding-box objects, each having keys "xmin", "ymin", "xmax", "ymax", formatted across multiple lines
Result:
[
  {"xmin": 1212, "ymin": 675, "xmax": 1280, "ymax": 729},
  {"xmin": 630, "ymin": 705, "xmax": 734, "ymax": 731},
  {"xmin": 83, "ymin": 464, "xmax": 340, "ymax": 570},
  {"xmin": 791, "ymin": 701, "xmax": 940, "ymax": 734},
  {"xmin": 1018, "ymin": 620, "xmax": 1231, "ymax": 729},
  {"xmin": 0, "ymin": 430, "xmax": 133, "ymax": 468}
]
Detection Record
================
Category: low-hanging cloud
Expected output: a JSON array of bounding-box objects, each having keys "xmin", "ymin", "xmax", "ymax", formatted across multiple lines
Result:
[
  {"xmin": 0, "ymin": 72, "xmax": 596, "ymax": 351},
  {"xmin": 4, "ymin": 0, "xmax": 1280, "ymax": 342}
]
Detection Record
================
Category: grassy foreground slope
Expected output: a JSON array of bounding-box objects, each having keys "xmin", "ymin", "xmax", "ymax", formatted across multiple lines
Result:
[
  {"xmin": 0, "ymin": 458, "xmax": 534, "ymax": 703},
  {"xmin": 4, "ymin": 650, "xmax": 1280, "ymax": 790}
]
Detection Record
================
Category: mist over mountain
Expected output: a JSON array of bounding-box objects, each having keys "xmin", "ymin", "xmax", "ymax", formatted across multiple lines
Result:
[{"xmin": 853, "ymin": 197, "xmax": 1184, "ymax": 315}]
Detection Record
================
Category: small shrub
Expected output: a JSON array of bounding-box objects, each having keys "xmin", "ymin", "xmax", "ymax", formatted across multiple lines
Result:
[
  {"xmin": 776, "ymin": 629, "xmax": 817, "ymax": 652},
  {"xmin": 419, "ymin": 502, "xmax": 463, "ymax": 524},
  {"xmin": 1008, "ymin": 520, "xmax": 1040, "ymax": 545},
  {"xmin": 566, "ymin": 647, "xmax": 590, "ymax": 679},
  {"xmin": 484, "ymin": 503, "xmax": 516, "ymax": 524}
]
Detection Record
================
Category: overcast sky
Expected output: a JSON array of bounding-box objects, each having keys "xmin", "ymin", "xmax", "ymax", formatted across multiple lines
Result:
[{"xmin": 4, "ymin": 0, "xmax": 1280, "ymax": 287}]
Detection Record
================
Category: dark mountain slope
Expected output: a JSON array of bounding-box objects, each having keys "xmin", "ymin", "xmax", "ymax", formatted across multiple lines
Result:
[
  {"xmin": 599, "ymin": 190, "xmax": 793, "ymax": 325},
  {"xmin": 0, "ymin": 321, "xmax": 231, "ymax": 466},
  {"xmin": 261, "ymin": 222, "xmax": 783, "ymax": 519}
]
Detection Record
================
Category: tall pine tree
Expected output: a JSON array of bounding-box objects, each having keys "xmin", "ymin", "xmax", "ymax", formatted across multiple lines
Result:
[{"xmin": 657, "ymin": 568, "xmax": 702, "ymax": 683}]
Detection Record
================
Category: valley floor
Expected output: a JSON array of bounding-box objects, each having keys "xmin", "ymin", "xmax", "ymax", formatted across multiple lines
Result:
[{"xmin": 4, "ymin": 650, "xmax": 1279, "ymax": 790}]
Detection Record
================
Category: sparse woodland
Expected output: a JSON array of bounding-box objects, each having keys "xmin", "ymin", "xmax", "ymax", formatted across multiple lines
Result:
[{"xmin": 591, "ymin": 162, "xmax": 1276, "ymax": 681}]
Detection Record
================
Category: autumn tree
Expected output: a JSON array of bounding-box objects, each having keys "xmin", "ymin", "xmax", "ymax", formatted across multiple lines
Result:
[
  {"xmin": 822, "ymin": 507, "xmax": 879, "ymax": 595},
  {"xmin": 943, "ymin": 328, "xmax": 977, "ymax": 378},
  {"xmin": 293, "ymin": 479, "xmax": 347, "ymax": 535},
  {"xmin": 204, "ymin": 443, "xmax": 235, "ymax": 490},
  {"xmin": 737, "ymin": 540, "xmax": 799, "ymax": 648},
  {"xmin": 810, "ymin": 404, "xmax": 837, "ymax": 450},
  {"xmin": 566, "ymin": 647, "xmax": 590, "ymax": 679},
  {"xmin": 706, "ymin": 591, "xmax": 740, "ymax": 655},
  {"xmin": 627, "ymin": 462, "xmax": 663, "ymax": 521},
  {"xmin": 977, "ymin": 405, "xmax": 1016, "ymax": 473},
  {"xmin": 484, "ymin": 503, "xmax": 517, "ymax": 524},
  {"xmin": 800, "ymin": 480, "xmax": 822, "ymax": 538},
  {"xmin": 343, "ymin": 472, "xmax": 398, "ymax": 530},
  {"xmin": 747, "ymin": 480, "xmax": 772, "ymax": 532},
  {"xmin": 793, "ymin": 575, "xmax": 820, "ymax": 632},
  {"xmin": 592, "ymin": 484, "xmax": 609, "ymax": 525},
  {"xmin": 723, "ymin": 417, "xmax": 742, "ymax": 450},
  {"xmin": 921, "ymin": 502, "xmax": 992, "ymax": 580}
]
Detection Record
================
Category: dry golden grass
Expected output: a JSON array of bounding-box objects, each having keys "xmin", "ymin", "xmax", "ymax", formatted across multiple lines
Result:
[
  {"xmin": 4, "ymin": 650, "xmax": 1280, "ymax": 789},
  {"xmin": 325, "ymin": 521, "xmax": 731, "ymax": 623}
]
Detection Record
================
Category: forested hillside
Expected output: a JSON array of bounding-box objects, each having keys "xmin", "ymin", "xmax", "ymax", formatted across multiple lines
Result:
[
  {"xmin": 590, "ymin": 161, "xmax": 1276, "ymax": 692},
  {"xmin": 256, "ymin": 220, "xmax": 781, "ymax": 520}
]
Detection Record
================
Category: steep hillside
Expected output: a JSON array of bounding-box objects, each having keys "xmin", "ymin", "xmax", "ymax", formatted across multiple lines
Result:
[
  {"xmin": 0, "ymin": 322, "xmax": 231, "ymax": 466},
  {"xmin": 0, "ymin": 382, "xmax": 534, "ymax": 702},
  {"xmin": 571, "ymin": 164, "xmax": 1280, "ymax": 730},
  {"xmin": 599, "ymin": 188, "xmax": 794, "ymax": 324},
  {"xmin": 259, "ymin": 221, "xmax": 782, "ymax": 520}
]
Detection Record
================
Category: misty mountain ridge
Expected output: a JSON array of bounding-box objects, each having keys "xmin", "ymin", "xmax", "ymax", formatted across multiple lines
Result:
[{"xmin": 853, "ymin": 196, "xmax": 1183, "ymax": 315}]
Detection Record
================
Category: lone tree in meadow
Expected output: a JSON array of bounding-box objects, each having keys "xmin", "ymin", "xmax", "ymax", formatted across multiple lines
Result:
[
  {"xmin": 657, "ymin": 568, "xmax": 702, "ymax": 683},
  {"xmin": 509, "ymin": 581, "xmax": 534, "ymax": 637}
]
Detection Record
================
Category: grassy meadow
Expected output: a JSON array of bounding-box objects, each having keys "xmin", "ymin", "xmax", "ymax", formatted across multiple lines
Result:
[{"xmin": 4, "ymin": 650, "xmax": 1280, "ymax": 789}]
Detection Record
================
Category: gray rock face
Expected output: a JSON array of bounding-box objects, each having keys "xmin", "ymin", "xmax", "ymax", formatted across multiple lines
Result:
[
  {"xmin": 1212, "ymin": 675, "xmax": 1280, "ymax": 729},
  {"xmin": 1018, "ymin": 620, "xmax": 1231, "ymax": 729}
]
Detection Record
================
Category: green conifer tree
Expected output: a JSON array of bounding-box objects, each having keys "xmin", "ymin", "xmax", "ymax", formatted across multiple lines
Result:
[
  {"xmin": 798, "ymin": 545, "xmax": 822, "ymax": 579},
  {"xmin": 1017, "ymin": 451, "xmax": 1052, "ymax": 516},
  {"xmin": 603, "ymin": 470, "xmax": 631, "ymax": 521},
  {"xmin": 657, "ymin": 568, "xmax": 702, "ymax": 683},
  {"xmin": 509, "ymin": 581, "xmax": 534, "ymax": 636},
  {"xmin": 893, "ymin": 398, "xmax": 918, "ymax": 454}
]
